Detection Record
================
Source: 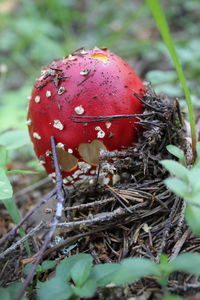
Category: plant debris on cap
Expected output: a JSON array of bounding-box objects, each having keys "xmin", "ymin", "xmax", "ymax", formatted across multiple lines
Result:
[{"xmin": 27, "ymin": 47, "xmax": 146, "ymax": 185}]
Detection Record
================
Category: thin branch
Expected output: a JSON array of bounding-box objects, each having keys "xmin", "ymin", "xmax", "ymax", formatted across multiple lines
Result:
[
  {"xmin": 54, "ymin": 201, "xmax": 149, "ymax": 230},
  {"xmin": 170, "ymin": 228, "xmax": 191, "ymax": 262},
  {"xmin": 174, "ymin": 199, "xmax": 186, "ymax": 241},
  {"xmin": 0, "ymin": 222, "xmax": 44, "ymax": 259},
  {"xmin": 106, "ymin": 185, "xmax": 132, "ymax": 213},
  {"xmin": 14, "ymin": 136, "xmax": 66, "ymax": 300},
  {"xmin": 134, "ymin": 92, "xmax": 164, "ymax": 112},
  {"xmin": 155, "ymin": 196, "xmax": 179, "ymax": 262},
  {"xmin": 64, "ymin": 197, "xmax": 114, "ymax": 211},
  {"xmin": 72, "ymin": 113, "xmax": 153, "ymax": 123},
  {"xmin": 0, "ymin": 189, "xmax": 56, "ymax": 246}
]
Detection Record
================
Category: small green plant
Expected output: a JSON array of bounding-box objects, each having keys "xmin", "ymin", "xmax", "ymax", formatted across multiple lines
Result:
[
  {"xmin": 0, "ymin": 130, "xmax": 38, "ymax": 256},
  {"xmin": 166, "ymin": 144, "xmax": 187, "ymax": 166},
  {"xmin": 0, "ymin": 260, "xmax": 57, "ymax": 300},
  {"xmin": 35, "ymin": 252, "xmax": 200, "ymax": 300},
  {"xmin": 0, "ymin": 282, "xmax": 28, "ymax": 300},
  {"xmin": 23, "ymin": 260, "xmax": 57, "ymax": 280},
  {"xmin": 3, "ymin": 252, "xmax": 200, "ymax": 300},
  {"xmin": 161, "ymin": 142, "xmax": 200, "ymax": 235}
]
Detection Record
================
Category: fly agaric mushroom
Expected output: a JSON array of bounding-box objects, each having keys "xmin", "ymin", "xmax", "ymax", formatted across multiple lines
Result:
[{"xmin": 27, "ymin": 47, "xmax": 145, "ymax": 185}]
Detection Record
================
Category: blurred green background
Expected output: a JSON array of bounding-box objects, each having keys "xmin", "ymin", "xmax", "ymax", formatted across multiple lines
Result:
[{"xmin": 0, "ymin": 0, "xmax": 200, "ymax": 132}]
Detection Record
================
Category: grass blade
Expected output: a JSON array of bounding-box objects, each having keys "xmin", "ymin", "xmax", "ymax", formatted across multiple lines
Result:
[{"xmin": 146, "ymin": 0, "xmax": 196, "ymax": 156}]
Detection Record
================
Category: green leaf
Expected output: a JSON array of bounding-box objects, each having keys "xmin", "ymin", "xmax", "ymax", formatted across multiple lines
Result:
[
  {"xmin": 163, "ymin": 293, "xmax": 184, "ymax": 300},
  {"xmin": 157, "ymin": 255, "xmax": 174, "ymax": 286},
  {"xmin": 23, "ymin": 263, "xmax": 44, "ymax": 275},
  {"xmin": 56, "ymin": 254, "xmax": 92, "ymax": 282},
  {"xmin": 37, "ymin": 277, "xmax": 72, "ymax": 300},
  {"xmin": 0, "ymin": 130, "xmax": 30, "ymax": 150},
  {"xmin": 159, "ymin": 254, "xmax": 173, "ymax": 274},
  {"xmin": 187, "ymin": 168, "xmax": 200, "ymax": 195},
  {"xmin": 195, "ymin": 142, "xmax": 200, "ymax": 167},
  {"xmin": 185, "ymin": 204, "xmax": 200, "ymax": 235},
  {"xmin": 164, "ymin": 178, "xmax": 188, "ymax": 199},
  {"xmin": 0, "ymin": 167, "xmax": 13, "ymax": 200},
  {"xmin": 90, "ymin": 263, "xmax": 120, "ymax": 287},
  {"xmin": 72, "ymin": 279, "xmax": 97, "ymax": 298},
  {"xmin": 6, "ymin": 282, "xmax": 27, "ymax": 300},
  {"xmin": 37, "ymin": 265, "xmax": 43, "ymax": 274},
  {"xmin": 23, "ymin": 263, "xmax": 33, "ymax": 275},
  {"xmin": 41, "ymin": 260, "xmax": 57, "ymax": 272},
  {"xmin": 0, "ymin": 146, "xmax": 8, "ymax": 168},
  {"xmin": 0, "ymin": 283, "xmax": 28, "ymax": 300},
  {"xmin": 196, "ymin": 142, "xmax": 200, "ymax": 154},
  {"xmin": 0, "ymin": 288, "xmax": 10, "ymax": 300},
  {"xmin": 166, "ymin": 145, "xmax": 186, "ymax": 166},
  {"xmin": 171, "ymin": 253, "xmax": 200, "ymax": 275},
  {"xmin": 70, "ymin": 254, "xmax": 93, "ymax": 287},
  {"xmin": 1, "ymin": 195, "xmax": 31, "ymax": 256},
  {"xmin": 2, "ymin": 197, "xmax": 20, "ymax": 224},
  {"xmin": 0, "ymin": 193, "xmax": 31, "ymax": 255},
  {"xmin": 160, "ymin": 160, "xmax": 189, "ymax": 181},
  {"xmin": 6, "ymin": 170, "xmax": 39, "ymax": 175},
  {"xmin": 112, "ymin": 258, "xmax": 159, "ymax": 285}
]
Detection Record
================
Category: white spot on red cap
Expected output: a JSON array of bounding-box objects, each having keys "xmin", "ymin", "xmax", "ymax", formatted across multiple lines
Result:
[
  {"xmin": 66, "ymin": 54, "xmax": 77, "ymax": 61},
  {"xmin": 35, "ymin": 96, "xmax": 40, "ymax": 103},
  {"xmin": 106, "ymin": 121, "xmax": 111, "ymax": 129},
  {"xmin": 93, "ymin": 46, "xmax": 100, "ymax": 51},
  {"xmin": 74, "ymin": 105, "xmax": 84, "ymax": 115},
  {"xmin": 56, "ymin": 142, "xmax": 65, "ymax": 149},
  {"xmin": 45, "ymin": 150, "xmax": 52, "ymax": 156},
  {"xmin": 80, "ymin": 50, "xmax": 88, "ymax": 55},
  {"xmin": 67, "ymin": 148, "xmax": 73, "ymax": 153},
  {"xmin": 53, "ymin": 120, "xmax": 64, "ymax": 130},
  {"xmin": 95, "ymin": 126, "xmax": 105, "ymax": 138},
  {"xmin": 80, "ymin": 68, "xmax": 90, "ymax": 76},
  {"xmin": 46, "ymin": 90, "xmax": 51, "ymax": 98},
  {"xmin": 58, "ymin": 87, "xmax": 66, "ymax": 95},
  {"xmin": 26, "ymin": 119, "xmax": 32, "ymax": 126},
  {"xmin": 33, "ymin": 132, "xmax": 41, "ymax": 140}
]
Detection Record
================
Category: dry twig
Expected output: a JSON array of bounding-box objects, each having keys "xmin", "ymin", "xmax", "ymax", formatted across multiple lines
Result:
[{"xmin": 14, "ymin": 136, "xmax": 66, "ymax": 300}]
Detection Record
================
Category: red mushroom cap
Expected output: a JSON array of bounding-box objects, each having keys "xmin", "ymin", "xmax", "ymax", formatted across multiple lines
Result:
[{"xmin": 27, "ymin": 48, "xmax": 145, "ymax": 185}]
